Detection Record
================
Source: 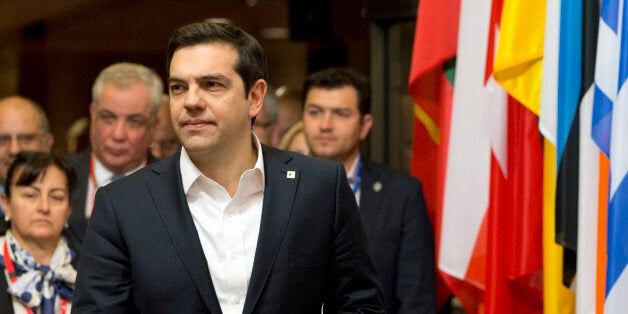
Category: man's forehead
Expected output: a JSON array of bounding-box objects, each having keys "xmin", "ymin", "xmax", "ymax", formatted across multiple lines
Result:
[
  {"xmin": 0, "ymin": 106, "xmax": 42, "ymax": 129},
  {"xmin": 305, "ymin": 98, "xmax": 358, "ymax": 112},
  {"xmin": 170, "ymin": 43, "xmax": 239, "ymax": 74},
  {"xmin": 96, "ymin": 84, "xmax": 153, "ymax": 116}
]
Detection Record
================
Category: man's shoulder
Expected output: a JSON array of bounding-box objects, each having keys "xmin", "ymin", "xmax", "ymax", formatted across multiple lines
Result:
[
  {"xmin": 101, "ymin": 158, "xmax": 174, "ymax": 197},
  {"xmin": 362, "ymin": 159, "xmax": 421, "ymax": 185},
  {"xmin": 67, "ymin": 149, "xmax": 90, "ymax": 167},
  {"xmin": 263, "ymin": 145, "xmax": 340, "ymax": 169}
]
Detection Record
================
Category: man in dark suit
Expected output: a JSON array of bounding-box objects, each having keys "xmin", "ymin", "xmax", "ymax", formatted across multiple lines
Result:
[
  {"xmin": 301, "ymin": 67, "xmax": 436, "ymax": 313},
  {"xmin": 72, "ymin": 22, "xmax": 386, "ymax": 313},
  {"xmin": 65, "ymin": 62, "xmax": 163, "ymax": 251}
]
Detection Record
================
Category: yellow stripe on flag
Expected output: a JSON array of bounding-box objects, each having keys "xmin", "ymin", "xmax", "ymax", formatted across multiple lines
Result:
[
  {"xmin": 414, "ymin": 103, "xmax": 440, "ymax": 145},
  {"xmin": 543, "ymin": 140, "xmax": 576, "ymax": 314},
  {"xmin": 493, "ymin": 0, "xmax": 546, "ymax": 115}
]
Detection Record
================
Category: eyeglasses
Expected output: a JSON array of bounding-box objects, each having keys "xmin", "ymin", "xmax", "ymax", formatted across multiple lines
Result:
[{"xmin": 0, "ymin": 133, "xmax": 42, "ymax": 148}]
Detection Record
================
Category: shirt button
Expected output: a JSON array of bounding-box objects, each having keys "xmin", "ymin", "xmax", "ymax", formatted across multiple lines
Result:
[
  {"xmin": 227, "ymin": 211, "xmax": 233, "ymax": 217},
  {"xmin": 231, "ymin": 254, "xmax": 237, "ymax": 261},
  {"xmin": 234, "ymin": 297, "xmax": 241, "ymax": 304}
]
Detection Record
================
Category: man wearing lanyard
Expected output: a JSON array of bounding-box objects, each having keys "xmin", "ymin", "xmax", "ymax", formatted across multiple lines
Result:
[
  {"xmin": 302, "ymin": 67, "xmax": 437, "ymax": 313},
  {"xmin": 65, "ymin": 62, "xmax": 162, "ymax": 252},
  {"xmin": 0, "ymin": 96, "xmax": 54, "ymax": 235}
]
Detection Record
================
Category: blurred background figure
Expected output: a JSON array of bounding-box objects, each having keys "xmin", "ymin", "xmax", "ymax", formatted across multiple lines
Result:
[
  {"xmin": 65, "ymin": 62, "xmax": 162, "ymax": 251},
  {"xmin": 65, "ymin": 117, "xmax": 90, "ymax": 155},
  {"xmin": 277, "ymin": 121, "xmax": 309, "ymax": 155},
  {"xmin": 271, "ymin": 86, "xmax": 303, "ymax": 147},
  {"xmin": 302, "ymin": 67, "xmax": 435, "ymax": 313},
  {"xmin": 150, "ymin": 95, "xmax": 180, "ymax": 159},
  {"xmin": 0, "ymin": 151, "xmax": 77, "ymax": 313},
  {"xmin": 253, "ymin": 85, "xmax": 278, "ymax": 145},
  {"xmin": 0, "ymin": 96, "xmax": 54, "ymax": 234}
]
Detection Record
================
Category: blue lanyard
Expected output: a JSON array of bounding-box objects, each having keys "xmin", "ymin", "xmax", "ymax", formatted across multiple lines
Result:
[{"xmin": 352, "ymin": 157, "xmax": 363, "ymax": 195}]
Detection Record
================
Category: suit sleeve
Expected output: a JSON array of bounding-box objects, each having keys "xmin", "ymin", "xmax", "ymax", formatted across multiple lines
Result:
[
  {"xmin": 396, "ymin": 180, "xmax": 436, "ymax": 313},
  {"xmin": 323, "ymin": 164, "xmax": 388, "ymax": 314},
  {"xmin": 72, "ymin": 188, "xmax": 134, "ymax": 313}
]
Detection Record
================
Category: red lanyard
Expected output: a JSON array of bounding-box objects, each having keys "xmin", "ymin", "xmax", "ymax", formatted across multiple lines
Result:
[
  {"xmin": 3, "ymin": 240, "xmax": 68, "ymax": 314},
  {"xmin": 88, "ymin": 154, "xmax": 97, "ymax": 214}
]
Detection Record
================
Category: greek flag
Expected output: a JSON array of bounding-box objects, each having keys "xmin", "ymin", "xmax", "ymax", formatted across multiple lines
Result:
[{"xmin": 593, "ymin": 0, "xmax": 628, "ymax": 312}]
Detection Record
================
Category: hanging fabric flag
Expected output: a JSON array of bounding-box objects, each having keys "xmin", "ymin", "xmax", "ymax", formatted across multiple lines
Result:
[
  {"xmin": 408, "ymin": 0, "xmax": 460, "ymax": 310},
  {"xmin": 539, "ymin": 0, "xmax": 577, "ymax": 312},
  {"xmin": 438, "ymin": 0, "xmax": 493, "ymax": 312},
  {"xmin": 574, "ymin": 0, "xmax": 601, "ymax": 312}
]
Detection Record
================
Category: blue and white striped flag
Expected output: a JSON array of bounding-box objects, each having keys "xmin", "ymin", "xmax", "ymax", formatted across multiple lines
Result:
[{"xmin": 593, "ymin": 0, "xmax": 628, "ymax": 312}]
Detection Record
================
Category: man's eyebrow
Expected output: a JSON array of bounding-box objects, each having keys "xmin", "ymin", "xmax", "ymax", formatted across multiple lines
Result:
[
  {"xmin": 167, "ymin": 77, "xmax": 185, "ymax": 84},
  {"xmin": 97, "ymin": 109, "xmax": 116, "ymax": 115},
  {"xmin": 305, "ymin": 103, "xmax": 323, "ymax": 109},
  {"xmin": 199, "ymin": 74, "xmax": 231, "ymax": 83},
  {"xmin": 127, "ymin": 113, "xmax": 148, "ymax": 120}
]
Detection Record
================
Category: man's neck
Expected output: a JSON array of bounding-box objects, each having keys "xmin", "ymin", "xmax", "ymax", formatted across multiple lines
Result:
[
  {"xmin": 94, "ymin": 153, "xmax": 146, "ymax": 175},
  {"xmin": 188, "ymin": 137, "xmax": 258, "ymax": 197},
  {"xmin": 341, "ymin": 150, "xmax": 361, "ymax": 175}
]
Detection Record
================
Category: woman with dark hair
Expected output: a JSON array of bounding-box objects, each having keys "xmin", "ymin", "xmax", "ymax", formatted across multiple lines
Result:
[{"xmin": 0, "ymin": 151, "xmax": 76, "ymax": 313}]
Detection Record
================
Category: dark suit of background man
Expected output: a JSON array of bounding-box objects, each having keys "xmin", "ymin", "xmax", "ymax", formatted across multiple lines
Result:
[
  {"xmin": 72, "ymin": 21, "xmax": 387, "ymax": 313},
  {"xmin": 65, "ymin": 62, "xmax": 162, "ymax": 252},
  {"xmin": 302, "ymin": 67, "xmax": 436, "ymax": 313}
]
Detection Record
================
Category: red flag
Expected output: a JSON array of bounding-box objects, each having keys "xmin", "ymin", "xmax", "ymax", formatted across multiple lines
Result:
[
  {"xmin": 408, "ymin": 0, "xmax": 460, "ymax": 310},
  {"xmin": 484, "ymin": 0, "xmax": 544, "ymax": 312}
]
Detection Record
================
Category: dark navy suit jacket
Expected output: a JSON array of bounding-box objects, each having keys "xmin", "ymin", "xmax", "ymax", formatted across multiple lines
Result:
[
  {"xmin": 65, "ymin": 149, "xmax": 158, "ymax": 259},
  {"xmin": 72, "ymin": 146, "xmax": 386, "ymax": 313},
  {"xmin": 359, "ymin": 159, "xmax": 436, "ymax": 313}
]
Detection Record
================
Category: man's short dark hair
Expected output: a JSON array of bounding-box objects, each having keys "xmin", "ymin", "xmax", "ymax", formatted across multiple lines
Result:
[
  {"xmin": 302, "ymin": 67, "xmax": 371, "ymax": 115},
  {"xmin": 166, "ymin": 21, "xmax": 268, "ymax": 98}
]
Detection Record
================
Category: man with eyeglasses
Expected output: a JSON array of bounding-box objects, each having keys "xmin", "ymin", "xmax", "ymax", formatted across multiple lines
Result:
[
  {"xmin": 65, "ymin": 62, "xmax": 162, "ymax": 251},
  {"xmin": 0, "ymin": 95, "xmax": 54, "ymax": 234}
]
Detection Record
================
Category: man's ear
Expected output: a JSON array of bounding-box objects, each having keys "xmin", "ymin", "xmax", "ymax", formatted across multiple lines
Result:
[
  {"xmin": 359, "ymin": 114, "xmax": 373, "ymax": 140},
  {"xmin": 249, "ymin": 79, "xmax": 267, "ymax": 119}
]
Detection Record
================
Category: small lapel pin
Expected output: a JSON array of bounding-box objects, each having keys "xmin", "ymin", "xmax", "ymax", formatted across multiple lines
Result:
[
  {"xmin": 373, "ymin": 181, "xmax": 383, "ymax": 192},
  {"xmin": 287, "ymin": 171, "xmax": 296, "ymax": 179}
]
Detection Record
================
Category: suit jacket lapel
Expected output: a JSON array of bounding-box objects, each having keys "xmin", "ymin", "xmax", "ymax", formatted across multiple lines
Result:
[
  {"xmin": 243, "ymin": 147, "xmax": 299, "ymax": 313},
  {"xmin": 358, "ymin": 160, "xmax": 384, "ymax": 229},
  {"xmin": 146, "ymin": 153, "xmax": 222, "ymax": 313}
]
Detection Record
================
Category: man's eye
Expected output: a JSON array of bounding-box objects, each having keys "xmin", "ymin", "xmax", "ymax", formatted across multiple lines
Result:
[
  {"xmin": 203, "ymin": 82, "xmax": 220, "ymax": 90},
  {"xmin": 128, "ymin": 118, "xmax": 147, "ymax": 129},
  {"xmin": 98, "ymin": 114, "xmax": 115, "ymax": 123},
  {"xmin": 169, "ymin": 84, "xmax": 186, "ymax": 95},
  {"xmin": 0, "ymin": 136, "xmax": 10, "ymax": 146},
  {"xmin": 307, "ymin": 110, "xmax": 321, "ymax": 116}
]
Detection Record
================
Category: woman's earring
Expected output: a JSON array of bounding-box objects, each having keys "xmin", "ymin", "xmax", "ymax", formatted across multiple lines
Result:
[
  {"xmin": 3, "ymin": 216, "xmax": 8, "ymax": 222},
  {"xmin": 64, "ymin": 222, "xmax": 69, "ymax": 228}
]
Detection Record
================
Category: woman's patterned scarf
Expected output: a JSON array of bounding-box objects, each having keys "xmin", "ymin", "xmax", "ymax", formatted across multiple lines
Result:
[{"xmin": 1, "ymin": 231, "xmax": 76, "ymax": 313}]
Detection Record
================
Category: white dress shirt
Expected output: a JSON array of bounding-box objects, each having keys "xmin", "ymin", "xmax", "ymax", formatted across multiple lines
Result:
[
  {"xmin": 180, "ymin": 136, "xmax": 265, "ymax": 314},
  {"xmin": 346, "ymin": 153, "xmax": 362, "ymax": 206}
]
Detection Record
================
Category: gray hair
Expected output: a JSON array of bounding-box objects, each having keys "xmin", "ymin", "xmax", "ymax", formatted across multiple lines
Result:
[{"xmin": 91, "ymin": 62, "xmax": 164, "ymax": 117}]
